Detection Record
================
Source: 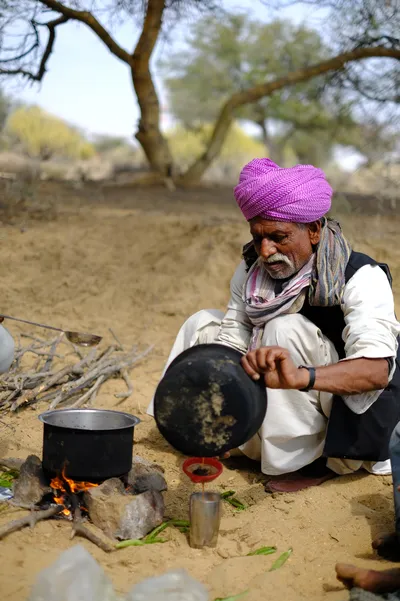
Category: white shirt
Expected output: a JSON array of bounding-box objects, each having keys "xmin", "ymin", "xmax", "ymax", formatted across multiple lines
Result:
[{"xmin": 215, "ymin": 261, "xmax": 400, "ymax": 414}]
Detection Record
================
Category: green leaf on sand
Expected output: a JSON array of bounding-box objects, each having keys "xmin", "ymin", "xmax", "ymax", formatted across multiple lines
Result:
[
  {"xmin": 269, "ymin": 548, "xmax": 293, "ymax": 571},
  {"xmin": 168, "ymin": 519, "xmax": 190, "ymax": 533},
  {"xmin": 220, "ymin": 490, "xmax": 246, "ymax": 511},
  {"xmin": 247, "ymin": 545, "xmax": 277, "ymax": 556},
  {"xmin": 0, "ymin": 469, "xmax": 18, "ymax": 488},
  {"xmin": 115, "ymin": 519, "xmax": 191, "ymax": 549},
  {"xmin": 214, "ymin": 591, "xmax": 249, "ymax": 601},
  {"xmin": 115, "ymin": 536, "xmax": 167, "ymax": 549},
  {"xmin": 144, "ymin": 521, "xmax": 170, "ymax": 541},
  {"xmin": 221, "ymin": 491, "xmax": 236, "ymax": 499}
]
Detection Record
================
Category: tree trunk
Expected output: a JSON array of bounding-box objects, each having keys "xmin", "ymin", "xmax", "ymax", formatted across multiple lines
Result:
[
  {"xmin": 131, "ymin": 0, "xmax": 174, "ymax": 177},
  {"xmin": 37, "ymin": 0, "xmax": 174, "ymax": 177},
  {"xmin": 176, "ymin": 102, "xmax": 235, "ymax": 185},
  {"xmin": 259, "ymin": 120, "xmax": 269, "ymax": 150},
  {"xmin": 258, "ymin": 120, "xmax": 285, "ymax": 165},
  {"xmin": 179, "ymin": 46, "xmax": 400, "ymax": 185}
]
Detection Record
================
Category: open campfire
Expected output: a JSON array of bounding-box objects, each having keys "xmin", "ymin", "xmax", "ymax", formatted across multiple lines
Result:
[
  {"xmin": 0, "ymin": 454, "xmax": 167, "ymax": 553},
  {"xmin": 50, "ymin": 468, "xmax": 100, "ymax": 518}
]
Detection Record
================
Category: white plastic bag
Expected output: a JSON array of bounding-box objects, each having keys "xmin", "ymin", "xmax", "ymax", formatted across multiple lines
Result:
[
  {"xmin": 28, "ymin": 545, "xmax": 118, "ymax": 601},
  {"xmin": 126, "ymin": 569, "xmax": 209, "ymax": 601}
]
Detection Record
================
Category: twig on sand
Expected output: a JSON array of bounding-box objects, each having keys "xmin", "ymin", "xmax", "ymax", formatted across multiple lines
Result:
[
  {"xmin": 114, "ymin": 369, "xmax": 133, "ymax": 403},
  {"xmin": 68, "ymin": 375, "xmax": 105, "ymax": 409},
  {"xmin": 0, "ymin": 333, "xmax": 153, "ymax": 413},
  {"xmin": 43, "ymin": 334, "xmax": 64, "ymax": 372},
  {"xmin": 71, "ymin": 520, "xmax": 115, "ymax": 553},
  {"xmin": 11, "ymin": 364, "xmax": 77, "ymax": 411},
  {"xmin": 109, "ymin": 328, "xmax": 124, "ymax": 350},
  {"xmin": 70, "ymin": 501, "xmax": 114, "ymax": 553},
  {"xmin": 0, "ymin": 505, "xmax": 63, "ymax": 540}
]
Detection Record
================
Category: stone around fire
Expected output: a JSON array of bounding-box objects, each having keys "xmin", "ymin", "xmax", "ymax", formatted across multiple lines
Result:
[
  {"xmin": 84, "ymin": 479, "xmax": 164, "ymax": 540},
  {"xmin": 126, "ymin": 456, "xmax": 167, "ymax": 495},
  {"xmin": 12, "ymin": 455, "xmax": 52, "ymax": 507}
]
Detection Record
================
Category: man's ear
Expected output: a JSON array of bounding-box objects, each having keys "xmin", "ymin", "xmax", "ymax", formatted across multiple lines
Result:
[{"xmin": 308, "ymin": 220, "xmax": 322, "ymax": 245}]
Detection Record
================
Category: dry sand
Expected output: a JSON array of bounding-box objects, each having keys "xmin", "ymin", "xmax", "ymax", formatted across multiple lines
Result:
[{"xmin": 0, "ymin": 182, "xmax": 399, "ymax": 601}]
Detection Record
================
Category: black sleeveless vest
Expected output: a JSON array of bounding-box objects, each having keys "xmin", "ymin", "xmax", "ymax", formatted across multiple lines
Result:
[{"xmin": 242, "ymin": 243, "xmax": 400, "ymax": 462}]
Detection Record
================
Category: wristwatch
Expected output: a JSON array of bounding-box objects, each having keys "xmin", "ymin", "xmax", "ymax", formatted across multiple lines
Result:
[{"xmin": 298, "ymin": 365, "xmax": 316, "ymax": 392}]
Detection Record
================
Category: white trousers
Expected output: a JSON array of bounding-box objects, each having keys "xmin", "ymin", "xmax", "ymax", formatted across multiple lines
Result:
[
  {"xmin": 148, "ymin": 310, "xmax": 391, "ymax": 476},
  {"xmin": 0, "ymin": 325, "xmax": 14, "ymax": 374}
]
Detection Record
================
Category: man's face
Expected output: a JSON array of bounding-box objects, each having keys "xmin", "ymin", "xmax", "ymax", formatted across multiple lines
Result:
[{"xmin": 249, "ymin": 217, "xmax": 322, "ymax": 279}]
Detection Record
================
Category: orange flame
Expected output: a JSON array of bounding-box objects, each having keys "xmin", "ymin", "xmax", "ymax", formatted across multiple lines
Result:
[{"xmin": 50, "ymin": 468, "xmax": 99, "ymax": 517}]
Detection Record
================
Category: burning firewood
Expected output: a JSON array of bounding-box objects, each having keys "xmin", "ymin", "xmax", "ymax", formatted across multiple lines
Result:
[{"xmin": 0, "ymin": 333, "xmax": 152, "ymax": 412}]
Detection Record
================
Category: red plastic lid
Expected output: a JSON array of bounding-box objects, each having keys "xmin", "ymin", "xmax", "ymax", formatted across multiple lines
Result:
[{"xmin": 182, "ymin": 457, "xmax": 223, "ymax": 483}]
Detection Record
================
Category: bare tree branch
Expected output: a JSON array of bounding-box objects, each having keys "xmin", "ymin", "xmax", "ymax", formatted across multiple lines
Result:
[
  {"xmin": 0, "ymin": 15, "xmax": 68, "ymax": 81},
  {"xmin": 0, "ymin": 20, "xmax": 40, "ymax": 63},
  {"xmin": 35, "ymin": 15, "xmax": 68, "ymax": 80},
  {"xmin": 38, "ymin": 0, "xmax": 132, "ymax": 64}
]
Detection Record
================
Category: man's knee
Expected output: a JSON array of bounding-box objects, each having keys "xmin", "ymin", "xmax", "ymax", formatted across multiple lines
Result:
[
  {"xmin": 184, "ymin": 309, "xmax": 220, "ymax": 327},
  {"xmin": 262, "ymin": 314, "xmax": 313, "ymax": 348},
  {"xmin": 182, "ymin": 309, "xmax": 224, "ymax": 333},
  {"xmin": 0, "ymin": 326, "xmax": 14, "ymax": 374}
]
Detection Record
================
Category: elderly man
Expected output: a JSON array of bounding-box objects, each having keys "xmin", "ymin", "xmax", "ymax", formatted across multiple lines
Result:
[
  {"xmin": 0, "ymin": 324, "xmax": 14, "ymax": 374},
  {"xmin": 149, "ymin": 158, "xmax": 400, "ymax": 493}
]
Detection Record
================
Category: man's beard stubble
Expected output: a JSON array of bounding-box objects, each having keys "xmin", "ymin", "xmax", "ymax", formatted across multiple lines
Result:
[{"xmin": 260, "ymin": 253, "xmax": 297, "ymax": 280}]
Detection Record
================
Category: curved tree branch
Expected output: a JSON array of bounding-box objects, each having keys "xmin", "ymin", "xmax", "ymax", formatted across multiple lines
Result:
[
  {"xmin": 38, "ymin": 0, "xmax": 132, "ymax": 64},
  {"xmin": 180, "ymin": 45, "xmax": 400, "ymax": 184},
  {"xmin": 0, "ymin": 15, "xmax": 68, "ymax": 81},
  {"xmin": 36, "ymin": 15, "xmax": 68, "ymax": 81},
  {"xmin": 0, "ymin": 20, "xmax": 40, "ymax": 64}
]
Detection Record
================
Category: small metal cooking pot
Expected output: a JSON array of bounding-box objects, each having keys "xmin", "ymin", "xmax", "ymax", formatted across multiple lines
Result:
[{"xmin": 39, "ymin": 408, "xmax": 140, "ymax": 482}]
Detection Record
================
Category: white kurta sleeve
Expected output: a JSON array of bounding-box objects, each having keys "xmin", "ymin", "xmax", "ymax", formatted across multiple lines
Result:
[
  {"xmin": 340, "ymin": 263, "xmax": 400, "ymax": 414},
  {"xmin": 215, "ymin": 261, "xmax": 253, "ymax": 354}
]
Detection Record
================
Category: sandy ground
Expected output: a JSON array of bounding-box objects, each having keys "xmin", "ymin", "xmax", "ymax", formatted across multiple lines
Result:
[{"xmin": 0, "ymin": 182, "xmax": 399, "ymax": 601}]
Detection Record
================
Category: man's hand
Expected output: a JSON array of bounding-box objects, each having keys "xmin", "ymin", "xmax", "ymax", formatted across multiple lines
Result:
[{"xmin": 241, "ymin": 346, "xmax": 309, "ymax": 390}]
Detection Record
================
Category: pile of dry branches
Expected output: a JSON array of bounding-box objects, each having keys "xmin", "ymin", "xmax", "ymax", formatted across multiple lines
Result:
[{"xmin": 0, "ymin": 330, "xmax": 152, "ymax": 412}]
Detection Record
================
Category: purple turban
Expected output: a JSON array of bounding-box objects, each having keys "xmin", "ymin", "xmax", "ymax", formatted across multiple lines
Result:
[{"xmin": 234, "ymin": 158, "xmax": 332, "ymax": 222}]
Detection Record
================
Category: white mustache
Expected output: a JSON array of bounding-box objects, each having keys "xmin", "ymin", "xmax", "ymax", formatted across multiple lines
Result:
[{"xmin": 261, "ymin": 253, "xmax": 293, "ymax": 268}]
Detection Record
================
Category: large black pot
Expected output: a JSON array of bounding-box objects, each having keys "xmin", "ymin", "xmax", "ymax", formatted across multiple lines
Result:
[
  {"xmin": 39, "ymin": 408, "xmax": 140, "ymax": 482},
  {"xmin": 154, "ymin": 343, "xmax": 267, "ymax": 457}
]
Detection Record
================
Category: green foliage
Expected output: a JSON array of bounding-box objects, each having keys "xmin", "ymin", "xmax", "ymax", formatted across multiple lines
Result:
[
  {"xmin": 6, "ymin": 106, "xmax": 95, "ymax": 161},
  {"xmin": 162, "ymin": 15, "xmax": 363, "ymax": 167},
  {"xmin": 167, "ymin": 124, "xmax": 265, "ymax": 173},
  {"xmin": 0, "ymin": 469, "xmax": 18, "ymax": 488},
  {"xmin": 220, "ymin": 489, "xmax": 247, "ymax": 510}
]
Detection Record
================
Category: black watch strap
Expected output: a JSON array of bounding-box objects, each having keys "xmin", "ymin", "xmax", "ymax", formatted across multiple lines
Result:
[{"xmin": 298, "ymin": 365, "xmax": 316, "ymax": 392}]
